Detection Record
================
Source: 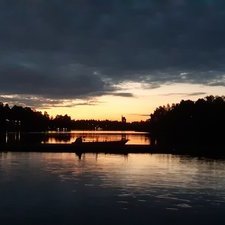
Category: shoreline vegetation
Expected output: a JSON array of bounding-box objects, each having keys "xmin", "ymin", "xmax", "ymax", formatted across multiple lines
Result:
[
  {"xmin": 149, "ymin": 95, "xmax": 225, "ymax": 154},
  {"xmin": 1, "ymin": 95, "xmax": 225, "ymax": 155},
  {"xmin": 0, "ymin": 102, "xmax": 148, "ymax": 132}
]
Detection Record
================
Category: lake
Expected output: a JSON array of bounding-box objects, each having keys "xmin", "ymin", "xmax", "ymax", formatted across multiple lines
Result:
[
  {"xmin": 2, "ymin": 130, "xmax": 151, "ymax": 145},
  {"xmin": 0, "ymin": 152, "xmax": 225, "ymax": 225}
]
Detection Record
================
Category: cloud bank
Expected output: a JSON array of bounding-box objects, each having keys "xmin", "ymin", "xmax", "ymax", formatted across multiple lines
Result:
[{"xmin": 0, "ymin": 0, "xmax": 225, "ymax": 106}]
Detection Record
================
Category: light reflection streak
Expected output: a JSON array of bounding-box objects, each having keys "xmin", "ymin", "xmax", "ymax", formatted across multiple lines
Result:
[{"xmin": 46, "ymin": 131, "xmax": 150, "ymax": 145}]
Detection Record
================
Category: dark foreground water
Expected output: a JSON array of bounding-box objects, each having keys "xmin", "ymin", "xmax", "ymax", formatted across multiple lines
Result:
[{"xmin": 0, "ymin": 153, "xmax": 225, "ymax": 225}]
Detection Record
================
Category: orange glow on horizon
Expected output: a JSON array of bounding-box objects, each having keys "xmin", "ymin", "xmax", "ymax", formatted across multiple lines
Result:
[{"xmin": 40, "ymin": 83, "xmax": 225, "ymax": 122}]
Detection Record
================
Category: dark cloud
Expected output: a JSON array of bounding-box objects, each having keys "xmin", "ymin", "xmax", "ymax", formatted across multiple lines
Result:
[
  {"xmin": 109, "ymin": 92, "xmax": 134, "ymax": 97},
  {"xmin": 0, "ymin": 58, "xmax": 113, "ymax": 99},
  {"xmin": 162, "ymin": 92, "xmax": 207, "ymax": 97},
  {"xmin": 128, "ymin": 113, "xmax": 150, "ymax": 117},
  {"xmin": 0, "ymin": 95, "xmax": 63, "ymax": 108},
  {"xmin": 0, "ymin": 0, "xmax": 225, "ymax": 106},
  {"xmin": 187, "ymin": 92, "xmax": 207, "ymax": 96},
  {"xmin": 0, "ymin": 94, "xmax": 101, "ymax": 109}
]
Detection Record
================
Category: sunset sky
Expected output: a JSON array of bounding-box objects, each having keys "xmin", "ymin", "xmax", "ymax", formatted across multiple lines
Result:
[{"xmin": 1, "ymin": 0, "xmax": 225, "ymax": 121}]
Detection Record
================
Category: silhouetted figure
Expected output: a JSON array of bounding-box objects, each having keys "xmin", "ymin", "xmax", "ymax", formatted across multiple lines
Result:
[{"xmin": 74, "ymin": 137, "xmax": 83, "ymax": 144}]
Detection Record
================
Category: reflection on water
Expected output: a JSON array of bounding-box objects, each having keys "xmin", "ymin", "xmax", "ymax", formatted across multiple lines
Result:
[
  {"xmin": 46, "ymin": 131, "xmax": 151, "ymax": 145},
  {"xmin": 0, "ymin": 131, "xmax": 151, "ymax": 145},
  {"xmin": 0, "ymin": 153, "xmax": 225, "ymax": 225}
]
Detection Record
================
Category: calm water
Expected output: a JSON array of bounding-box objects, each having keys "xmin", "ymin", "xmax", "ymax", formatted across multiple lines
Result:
[
  {"xmin": 0, "ymin": 153, "xmax": 225, "ymax": 225},
  {"xmin": 3, "ymin": 131, "xmax": 151, "ymax": 145}
]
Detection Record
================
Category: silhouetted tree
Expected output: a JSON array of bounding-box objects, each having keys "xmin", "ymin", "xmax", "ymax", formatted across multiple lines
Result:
[
  {"xmin": 148, "ymin": 95, "xmax": 225, "ymax": 153},
  {"xmin": 0, "ymin": 102, "xmax": 149, "ymax": 133}
]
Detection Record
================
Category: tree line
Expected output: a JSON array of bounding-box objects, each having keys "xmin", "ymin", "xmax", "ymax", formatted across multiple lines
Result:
[
  {"xmin": 148, "ymin": 95, "xmax": 225, "ymax": 151},
  {"xmin": 1, "ymin": 95, "xmax": 225, "ymax": 153},
  {"xmin": 0, "ymin": 102, "xmax": 148, "ymax": 132}
]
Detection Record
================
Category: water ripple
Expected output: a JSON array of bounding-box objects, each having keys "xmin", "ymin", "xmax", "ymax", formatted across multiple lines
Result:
[{"xmin": 1, "ymin": 152, "xmax": 225, "ymax": 224}]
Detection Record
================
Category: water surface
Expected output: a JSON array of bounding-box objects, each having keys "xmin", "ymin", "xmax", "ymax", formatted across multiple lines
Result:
[
  {"xmin": 0, "ymin": 153, "xmax": 225, "ymax": 225},
  {"xmin": 3, "ymin": 131, "xmax": 150, "ymax": 145}
]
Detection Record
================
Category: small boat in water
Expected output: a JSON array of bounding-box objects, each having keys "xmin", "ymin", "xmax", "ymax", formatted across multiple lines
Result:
[
  {"xmin": 0, "ymin": 136, "xmax": 129, "ymax": 153},
  {"xmin": 72, "ymin": 136, "xmax": 129, "ymax": 147}
]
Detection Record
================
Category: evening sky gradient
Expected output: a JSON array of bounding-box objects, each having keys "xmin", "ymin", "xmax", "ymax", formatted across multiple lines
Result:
[{"xmin": 0, "ymin": 0, "xmax": 225, "ymax": 120}]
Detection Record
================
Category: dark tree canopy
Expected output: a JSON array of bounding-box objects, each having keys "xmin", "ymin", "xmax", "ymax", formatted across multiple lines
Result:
[
  {"xmin": 149, "ymin": 96, "xmax": 225, "ymax": 152},
  {"xmin": 0, "ymin": 103, "xmax": 148, "ymax": 132}
]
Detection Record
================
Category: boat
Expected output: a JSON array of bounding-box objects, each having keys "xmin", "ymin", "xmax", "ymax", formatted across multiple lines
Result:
[
  {"xmin": 0, "ymin": 136, "xmax": 129, "ymax": 153},
  {"xmin": 72, "ymin": 136, "xmax": 129, "ymax": 148}
]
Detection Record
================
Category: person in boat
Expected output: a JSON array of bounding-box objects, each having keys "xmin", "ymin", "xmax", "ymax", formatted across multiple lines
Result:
[
  {"xmin": 74, "ymin": 136, "xmax": 83, "ymax": 144},
  {"xmin": 73, "ymin": 136, "xmax": 128, "ymax": 145}
]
